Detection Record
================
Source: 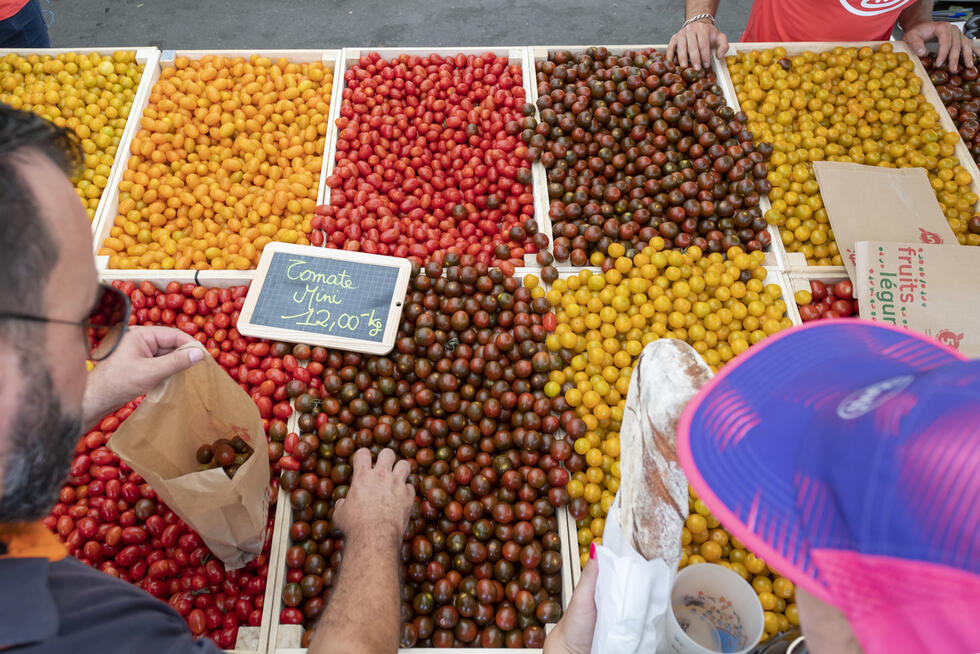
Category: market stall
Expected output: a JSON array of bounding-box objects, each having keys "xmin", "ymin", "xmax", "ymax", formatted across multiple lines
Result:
[{"xmin": 6, "ymin": 39, "xmax": 978, "ymax": 654}]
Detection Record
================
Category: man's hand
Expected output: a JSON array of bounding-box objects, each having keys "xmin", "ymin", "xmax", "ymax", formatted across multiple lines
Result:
[
  {"xmin": 308, "ymin": 448, "xmax": 415, "ymax": 654},
  {"xmin": 905, "ymin": 22, "xmax": 980, "ymax": 73},
  {"xmin": 334, "ymin": 448, "xmax": 414, "ymax": 544},
  {"xmin": 82, "ymin": 326, "xmax": 201, "ymax": 428},
  {"xmin": 667, "ymin": 20, "xmax": 729, "ymax": 70},
  {"xmin": 543, "ymin": 557, "xmax": 598, "ymax": 654}
]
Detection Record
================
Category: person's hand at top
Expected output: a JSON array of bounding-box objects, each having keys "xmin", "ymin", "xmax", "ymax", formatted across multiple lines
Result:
[
  {"xmin": 82, "ymin": 326, "xmax": 202, "ymax": 428},
  {"xmin": 904, "ymin": 21, "xmax": 980, "ymax": 74},
  {"xmin": 667, "ymin": 14, "xmax": 729, "ymax": 71},
  {"xmin": 543, "ymin": 556, "xmax": 598, "ymax": 654},
  {"xmin": 333, "ymin": 448, "xmax": 415, "ymax": 544},
  {"xmin": 900, "ymin": 1, "xmax": 980, "ymax": 73}
]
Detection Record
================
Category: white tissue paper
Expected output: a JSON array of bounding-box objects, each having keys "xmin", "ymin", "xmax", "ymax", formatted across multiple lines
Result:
[{"xmin": 591, "ymin": 507, "xmax": 673, "ymax": 654}]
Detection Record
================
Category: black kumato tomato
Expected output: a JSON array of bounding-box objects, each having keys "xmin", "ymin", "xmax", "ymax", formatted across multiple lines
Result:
[
  {"xmin": 281, "ymin": 258, "xmax": 581, "ymax": 647},
  {"xmin": 524, "ymin": 46, "xmax": 772, "ymax": 265}
]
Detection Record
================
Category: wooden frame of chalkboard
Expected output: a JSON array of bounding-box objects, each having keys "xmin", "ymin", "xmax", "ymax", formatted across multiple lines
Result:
[{"xmin": 237, "ymin": 243, "xmax": 412, "ymax": 355}]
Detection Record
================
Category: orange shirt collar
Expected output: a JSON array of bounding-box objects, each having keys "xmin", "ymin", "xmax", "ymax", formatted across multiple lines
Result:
[{"xmin": 0, "ymin": 522, "xmax": 67, "ymax": 561}]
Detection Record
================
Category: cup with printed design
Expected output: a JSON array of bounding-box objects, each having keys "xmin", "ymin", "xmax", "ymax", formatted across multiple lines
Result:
[{"xmin": 659, "ymin": 563, "xmax": 764, "ymax": 654}]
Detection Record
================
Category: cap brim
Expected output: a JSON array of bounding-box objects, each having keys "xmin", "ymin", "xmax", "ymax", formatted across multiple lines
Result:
[{"xmin": 676, "ymin": 319, "xmax": 966, "ymax": 604}]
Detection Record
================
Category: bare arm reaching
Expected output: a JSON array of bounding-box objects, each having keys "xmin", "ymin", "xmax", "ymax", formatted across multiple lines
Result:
[
  {"xmin": 667, "ymin": 0, "xmax": 728, "ymax": 71},
  {"xmin": 900, "ymin": 0, "xmax": 980, "ymax": 73},
  {"xmin": 307, "ymin": 448, "xmax": 415, "ymax": 654}
]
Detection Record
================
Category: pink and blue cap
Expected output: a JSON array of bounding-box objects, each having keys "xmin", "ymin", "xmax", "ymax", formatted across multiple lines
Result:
[{"xmin": 676, "ymin": 320, "xmax": 980, "ymax": 654}]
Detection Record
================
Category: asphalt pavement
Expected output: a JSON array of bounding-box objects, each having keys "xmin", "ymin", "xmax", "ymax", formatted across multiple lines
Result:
[{"xmin": 45, "ymin": 0, "xmax": 753, "ymax": 50}]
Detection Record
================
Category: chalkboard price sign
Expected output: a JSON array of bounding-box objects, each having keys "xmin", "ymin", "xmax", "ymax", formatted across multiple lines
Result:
[{"xmin": 238, "ymin": 243, "xmax": 412, "ymax": 354}]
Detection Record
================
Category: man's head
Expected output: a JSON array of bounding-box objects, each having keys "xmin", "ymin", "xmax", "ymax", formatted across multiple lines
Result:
[{"xmin": 0, "ymin": 103, "xmax": 99, "ymax": 523}]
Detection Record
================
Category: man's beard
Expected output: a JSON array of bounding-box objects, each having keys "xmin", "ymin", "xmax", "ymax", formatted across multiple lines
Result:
[{"xmin": 0, "ymin": 362, "xmax": 82, "ymax": 523}]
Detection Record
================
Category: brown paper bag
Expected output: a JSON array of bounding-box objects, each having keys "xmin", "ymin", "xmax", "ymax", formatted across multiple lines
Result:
[
  {"xmin": 854, "ymin": 241, "xmax": 980, "ymax": 357},
  {"xmin": 109, "ymin": 343, "xmax": 270, "ymax": 569},
  {"xmin": 812, "ymin": 162, "xmax": 956, "ymax": 278}
]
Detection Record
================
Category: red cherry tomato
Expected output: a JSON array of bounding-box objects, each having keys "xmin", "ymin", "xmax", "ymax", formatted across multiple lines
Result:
[
  {"xmin": 808, "ymin": 281, "xmax": 828, "ymax": 302},
  {"xmin": 187, "ymin": 608, "xmax": 207, "ymax": 636},
  {"xmin": 254, "ymin": 396, "xmax": 273, "ymax": 419},
  {"xmin": 273, "ymin": 402, "xmax": 293, "ymax": 420},
  {"xmin": 831, "ymin": 299, "xmax": 855, "ymax": 316},
  {"xmin": 833, "ymin": 280, "xmax": 854, "ymax": 300},
  {"xmin": 280, "ymin": 608, "xmax": 304, "ymax": 624}
]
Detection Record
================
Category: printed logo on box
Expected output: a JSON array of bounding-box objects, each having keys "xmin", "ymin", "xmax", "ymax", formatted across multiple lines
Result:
[
  {"xmin": 925, "ymin": 328, "xmax": 964, "ymax": 350},
  {"xmin": 917, "ymin": 228, "xmax": 944, "ymax": 244},
  {"xmin": 230, "ymin": 425, "xmax": 253, "ymax": 444},
  {"xmin": 839, "ymin": 0, "xmax": 913, "ymax": 16},
  {"xmin": 867, "ymin": 246, "xmax": 926, "ymax": 325}
]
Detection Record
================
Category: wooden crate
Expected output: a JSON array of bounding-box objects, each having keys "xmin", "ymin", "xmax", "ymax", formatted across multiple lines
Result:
[
  {"xmin": 90, "ymin": 49, "xmax": 342, "ymax": 277},
  {"xmin": 311, "ymin": 47, "xmax": 544, "ymax": 268},
  {"xmin": 526, "ymin": 45, "xmax": 786, "ymax": 271},
  {"xmin": 717, "ymin": 40, "xmax": 980, "ymax": 274},
  {"xmin": 96, "ymin": 271, "xmax": 284, "ymax": 654},
  {"xmin": 555, "ymin": 264, "xmax": 800, "ymax": 587},
  {"xmin": 785, "ymin": 271, "xmax": 857, "ymax": 324},
  {"xmin": 0, "ymin": 46, "xmax": 160, "ymax": 234},
  {"xmin": 266, "ymin": 267, "xmax": 574, "ymax": 653}
]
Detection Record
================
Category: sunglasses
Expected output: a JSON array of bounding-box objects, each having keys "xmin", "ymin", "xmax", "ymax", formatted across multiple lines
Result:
[{"xmin": 0, "ymin": 283, "xmax": 131, "ymax": 361}]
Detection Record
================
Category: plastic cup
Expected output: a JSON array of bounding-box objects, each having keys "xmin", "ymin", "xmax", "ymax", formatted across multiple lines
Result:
[{"xmin": 658, "ymin": 563, "xmax": 764, "ymax": 654}]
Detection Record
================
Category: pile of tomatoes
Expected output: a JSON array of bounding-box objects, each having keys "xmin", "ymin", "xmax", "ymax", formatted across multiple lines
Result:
[
  {"xmin": 526, "ymin": 47, "xmax": 772, "ymax": 266},
  {"xmin": 276, "ymin": 259, "xmax": 580, "ymax": 648},
  {"xmin": 48, "ymin": 280, "xmax": 328, "ymax": 647},
  {"xmin": 313, "ymin": 51, "xmax": 545, "ymax": 267},
  {"xmin": 795, "ymin": 279, "xmax": 857, "ymax": 321},
  {"xmin": 44, "ymin": 403, "xmax": 274, "ymax": 649}
]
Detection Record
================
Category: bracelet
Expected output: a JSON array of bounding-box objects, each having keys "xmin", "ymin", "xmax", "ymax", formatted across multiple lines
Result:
[{"xmin": 682, "ymin": 13, "xmax": 715, "ymax": 28}]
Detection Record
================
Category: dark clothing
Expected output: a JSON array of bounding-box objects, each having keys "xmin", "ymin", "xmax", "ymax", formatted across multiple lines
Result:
[
  {"xmin": 0, "ymin": 0, "xmax": 49, "ymax": 48},
  {"xmin": 0, "ymin": 555, "xmax": 219, "ymax": 653}
]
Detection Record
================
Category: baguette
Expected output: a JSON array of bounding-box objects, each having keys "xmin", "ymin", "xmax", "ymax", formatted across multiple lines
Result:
[{"xmin": 613, "ymin": 340, "xmax": 712, "ymax": 570}]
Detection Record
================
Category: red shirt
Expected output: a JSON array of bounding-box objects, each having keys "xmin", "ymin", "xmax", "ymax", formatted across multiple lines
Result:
[
  {"xmin": 0, "ymin": 0, "xmax": 29, "ymax": 21},
  {"xmin": 742, "ymin": 0, "xmax": 916, "ymax": 42}
]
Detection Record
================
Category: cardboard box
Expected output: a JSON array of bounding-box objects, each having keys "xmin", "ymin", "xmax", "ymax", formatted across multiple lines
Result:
[
  {"xmin": 855, "ymin": 241, "xmax": 980, "ymax": 356},
  {"xmin": 813, "ymin": 162, "xmax": 956, "ymax": 280}
]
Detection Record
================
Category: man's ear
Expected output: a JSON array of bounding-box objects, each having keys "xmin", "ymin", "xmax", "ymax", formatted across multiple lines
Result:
[{"xmin": 796, "ymin": 588, "xmax": 865, "ymax": 654}]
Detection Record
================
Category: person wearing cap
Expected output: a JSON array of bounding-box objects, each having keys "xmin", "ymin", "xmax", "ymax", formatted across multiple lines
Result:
[
  {"xmin": 676, "ymin": 319, "xmax": 980, "ymax": 653},
  {"xmin": 546, "ymin": 322, "xmax": 979, "ymax": 653},
  {"xmin": 667, "ymin": 0, "xmax": 980, "ymax": 74}
]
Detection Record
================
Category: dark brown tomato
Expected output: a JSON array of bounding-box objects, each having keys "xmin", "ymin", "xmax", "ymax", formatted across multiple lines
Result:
[{"xmin": 495, "ymin": 605, "xmax": 517, "ymax": 631}]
